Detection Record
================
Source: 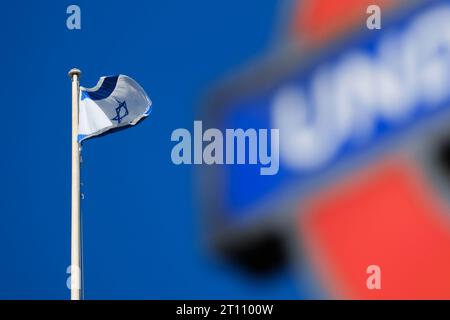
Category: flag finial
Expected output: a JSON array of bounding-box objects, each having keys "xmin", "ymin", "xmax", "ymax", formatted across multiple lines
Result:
[{"xmin": 68, "ymin": 68, "xmax": 82, "ymax": 79}]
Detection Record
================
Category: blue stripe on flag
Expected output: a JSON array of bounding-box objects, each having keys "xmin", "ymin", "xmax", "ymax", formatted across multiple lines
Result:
[
  {"xmin": 81, "ymin": 76, "xmax": 119, "ymax": 101},
  {"xmin": 77, "ymin": 134, "xmax": 87, "ymax": 142},
  {"xmin": 144, "ymin": 106, "xmax": 152, "ymax": 116}
]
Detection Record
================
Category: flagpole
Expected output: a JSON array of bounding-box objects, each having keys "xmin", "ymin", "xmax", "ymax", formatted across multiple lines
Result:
[{"xmin": 68, "ymin": 68, "xmax": 82, "ymax": 300}]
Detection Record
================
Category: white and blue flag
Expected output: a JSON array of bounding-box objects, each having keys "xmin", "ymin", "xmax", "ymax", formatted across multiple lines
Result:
[{"xmin": 78, "ymin": 75, "xmax": 152, "ymax": 142}]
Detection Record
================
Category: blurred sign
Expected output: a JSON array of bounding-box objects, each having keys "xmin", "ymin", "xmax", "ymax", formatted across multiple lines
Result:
[{"xmin": 200, "ymin": 0, "xmax": 450, "ymax": 298}]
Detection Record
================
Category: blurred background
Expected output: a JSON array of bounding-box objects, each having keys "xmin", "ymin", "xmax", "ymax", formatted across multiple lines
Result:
[{"xmin": 1, "ymin": 0, "xmax": 450, "ymax": 299}]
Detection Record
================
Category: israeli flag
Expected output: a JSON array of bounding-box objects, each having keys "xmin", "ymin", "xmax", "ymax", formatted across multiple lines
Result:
[{"xmin": 78, "ymin": 75, "xmax": 152, "ymax": 142}]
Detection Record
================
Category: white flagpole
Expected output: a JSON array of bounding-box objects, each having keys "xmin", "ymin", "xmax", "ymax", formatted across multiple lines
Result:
[{"xmin": 68, "ymin": 68, "xmax": 82, "ymax": 300}]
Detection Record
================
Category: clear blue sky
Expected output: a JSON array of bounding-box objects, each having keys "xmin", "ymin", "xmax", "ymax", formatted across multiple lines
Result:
[{"xmin": 0, "ymin": 0, "xmax": 306, "ymax": 299}]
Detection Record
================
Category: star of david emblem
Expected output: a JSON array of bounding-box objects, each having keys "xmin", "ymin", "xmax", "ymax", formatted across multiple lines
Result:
[{"xmin": 111, "ymin": 98, "xmax": 129, "ymax": 124}]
